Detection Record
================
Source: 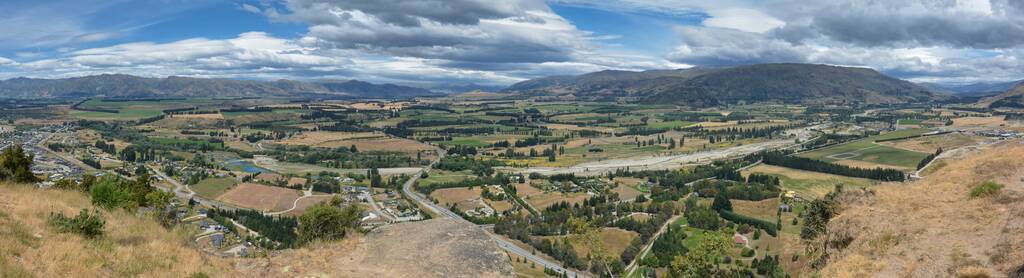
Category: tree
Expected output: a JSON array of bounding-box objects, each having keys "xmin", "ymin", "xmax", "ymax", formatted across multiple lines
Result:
[
  {"xmin": 686, "ymin": 204, "xmax": 720, "ymax": 230},
  {"xmin": 297, "ymin": 202, "xmax": 364, "ymax": 244},
  {"xmin": 670, "ymin": 231, "xmax": 731, "ymax": 277},
  {"xmin": 711, "ymin": 194, "xmax": 733, "ymax": 212},
  {"xmin": 349, "ymin": 144, "xmax": 358, "ymax": 153},
  {"xmin": 0, "ymin": 145, "xmax": 37, "ymax": 183},
  {"xmin": 89, "ymin": 177, "xmax": 135, "ymax": 210}
]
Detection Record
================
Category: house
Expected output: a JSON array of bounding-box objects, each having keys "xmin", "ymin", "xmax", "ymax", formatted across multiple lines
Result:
[
  {"xmin": 341, "ymin": 177, "xmax": 355, "ymax": 184},
  {"xmin": 778, "ymin": 204, "xmax": 791, "ymax": 212},
  {"xmin": 733, "ymin": 233, "xmax": 749, "ymax": 246}
]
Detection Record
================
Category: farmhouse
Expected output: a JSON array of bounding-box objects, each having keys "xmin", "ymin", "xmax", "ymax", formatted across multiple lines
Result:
[{"xmin": 733, "ymin": 233, "xmax": 749, "ymax": 246}]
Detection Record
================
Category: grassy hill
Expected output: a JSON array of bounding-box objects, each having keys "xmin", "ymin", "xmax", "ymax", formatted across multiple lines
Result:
[
  {"xmin": 0, "ymin": 183, "xmax": 233, "ymax": 277},
  {"xmin": 979, "ymin": 83, "xmax": 1024, "ymax": 108},
  {"xmin": 817, "ymin": 141, "xmax": 1024, "ymax": 277}
]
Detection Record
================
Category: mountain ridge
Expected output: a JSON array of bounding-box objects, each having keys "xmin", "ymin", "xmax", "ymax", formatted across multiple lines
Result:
[
  {"xmin": 503, "ymin": 63, "xmax": 945, "ymax": 106},
  {"xmin": 0, "ymin": 74, "xmax": 440, "ymax": 99}
]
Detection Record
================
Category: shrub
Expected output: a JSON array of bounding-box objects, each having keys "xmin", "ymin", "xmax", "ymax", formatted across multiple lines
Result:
[
  {"xmin": 969, "ymin": 181, "xmax": 1004, "ymax": 198},
  {"xmin": 48, "ymin": 209, "xmax": 105, "ymax": 238},
  {"xmin": 297, "ymin": 203, "xmax": 363, "ymax": 244},
  {"xmin": 741, "ymin": 248, "xmax": 755, "ymax": 257},
  {"xmin": 90, "ymin": 178, "xmax": 134, "ymax": 209}
]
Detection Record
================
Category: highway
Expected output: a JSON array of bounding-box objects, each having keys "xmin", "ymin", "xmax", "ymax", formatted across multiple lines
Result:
[{"xmin": 400, "ymin": 147, "xmax": 592, "ymax": 278}]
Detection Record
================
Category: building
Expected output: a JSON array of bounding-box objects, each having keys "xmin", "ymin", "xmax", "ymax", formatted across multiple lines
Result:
[{"xmin": 733, "ymin": 233, "xmax": 749, "ymax": 246}]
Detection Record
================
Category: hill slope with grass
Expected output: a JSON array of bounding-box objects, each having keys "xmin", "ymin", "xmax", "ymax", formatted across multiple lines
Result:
[
  {"xmin": 815, "ymin": 141, "xmax": 1024, "ymax": 277},
  {"xmin": 979, "ymin": 83, "xmax": 1024, "ymax": 108},
  {"xmin": 0, "ymin": 183, "xmax": 513, "ymax": 277}
]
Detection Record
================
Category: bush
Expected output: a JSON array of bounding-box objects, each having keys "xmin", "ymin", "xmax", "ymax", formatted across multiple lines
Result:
[
  {"xmin": 297, "ymin": 203, "xmax": 363, "ymax": 244},
  {"xmin": 90, "ymin": 178, "xmax": 135, "ymax": 209},
  {"xmin": 741, "ymin": 248, "xmax": 755, "ymax": 257},
  {"xmin": 720, "ymin": 210, "xmax": 777, "ymax": 236},
  {"xmin": 969, "ymin": 181, "xmax": 1004, "ymax": 198},
  {"xmin": 48, "ymin": 209, "xmax": 105, "ymax": 238}
]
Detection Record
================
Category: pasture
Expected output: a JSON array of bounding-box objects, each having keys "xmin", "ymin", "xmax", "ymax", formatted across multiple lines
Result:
[
  {"xmin": 191, "ymin": 177, "xmax": 237, "ymax": 199},
  {"xmin": 741, "ymin": 164, "xmax": 876, "ymax": 198},
  {"xmin": 216, "ymin": 183, "xmax": 303, "ymax": 212},
  {"xmin": 796, "ymin": 129, "xmax": 933, "ymax": 169}
]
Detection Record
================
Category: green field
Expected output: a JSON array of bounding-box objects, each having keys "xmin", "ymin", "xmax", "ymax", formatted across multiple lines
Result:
[
  {"xmin": 72, "ymin": 99, "xmax": 224, "ymax": 120},
  {"xmin": 897, "ymin": 118, "xmax": 923, "ymax": 125},
  {"xmin": 742, "ymin": 164, "xmax": 876, "ymax": 198},
  {"xmin": 797, "ymin": 129, "xmax": 932, "ymax": 169},
  {"xmin": 419, "ymin": 170, "xmax": 474, "ymax": 187},
  {"xmin": 191, "ymin": 177, "xmax": 237, "ymax": 198}
]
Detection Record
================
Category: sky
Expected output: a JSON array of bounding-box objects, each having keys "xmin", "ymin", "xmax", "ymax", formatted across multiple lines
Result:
[{"xmin": 0, "ymin": 0, "xmax": 1022, "ymax": 87}]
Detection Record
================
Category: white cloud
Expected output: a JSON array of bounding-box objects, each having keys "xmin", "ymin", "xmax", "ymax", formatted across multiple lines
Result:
[
  {"xmin": 0, "ymin": 57, "xmax": 15, "ymax": 66},
  {"xmin": 702, "ymin": 8, "xmax": 784, "ymax": 33}
]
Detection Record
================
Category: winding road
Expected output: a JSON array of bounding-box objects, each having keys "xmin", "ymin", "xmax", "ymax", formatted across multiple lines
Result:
[{"xmin": 400, "ymin": 147, "xmax": 592, "ymax": 278}]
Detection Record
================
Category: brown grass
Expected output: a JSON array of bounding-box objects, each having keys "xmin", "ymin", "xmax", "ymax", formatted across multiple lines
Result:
[
  {"xmin": 820, "ymin": 140, "xmax": 1024, "ymax": 277},
  {"xmin": 216, "ymin": 183, "xmax": 302, "ymax": 212},
  {"xmin": 879, "ymin": 133, "xmax": 982, "ymax": 153},
  {"xmin": 430, "ymin": 187, "xmax": 484, "ymax": 211},
  {"xmin": 952, "ymin": 116, "xmax": 1007, "ymax": 128},
  {"xmin": 0, "ymin": 184, "xmax": 237, "ymax": 277},
  {"xmin": 731, "ymin": 198, "xmax": 780, "ymax": 222}
]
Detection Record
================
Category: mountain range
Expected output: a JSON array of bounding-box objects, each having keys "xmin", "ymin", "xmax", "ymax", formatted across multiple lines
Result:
[
  {"xmin": 0, "ymin": 74, "xmax": 440, "ymax": 99},
  {"xmin": 919, "ymin": 80, "xmax": 1023, "ymax": 96},
  {"xmin": 504, "ymin": 63, "xmax": 945, "ymax": 106},
  {"xmin": 979, "ymin": 83, "xmax": 1024, "ymax": 108}
]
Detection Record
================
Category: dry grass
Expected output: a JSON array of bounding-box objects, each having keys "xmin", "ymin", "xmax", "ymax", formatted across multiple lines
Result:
[
  {"xmin": 430, "ymin": 187, "xmax": 485, "ymax": 211},
  {"xmin": 0, "ymin": 184, "xmax": 236, "ymax": 277},
  {"xmin": 731, "ymin": 198, "xmax": 780, "ymax": 222},
  {"xmin": 171, "ymin": 113, "xmax": 224, "ymax": 120},
  {"xmin": 611, "ymin": 184, "xmax": 643, "ymax": 201},
  {"xmin": 952, "ymin": 116, "xmax": 1007, "ymax": 128},
  {"xmin": 275, "ymin": 131, "xmax": 381, "ymax": 146},
  {"xmin": 820, "ymin": 140, "xmax": 1024, "ymax": 277},
  {"xmin": 879, "ymin": 133, "xmax": 983, "ymax": 153},
  {"xmin": 524, "ymin": 191, "xmax": 589, "ymax": 210},
  {"xmin": 216, "ymin": 183, "xmax": 302, "ymax": 212}
]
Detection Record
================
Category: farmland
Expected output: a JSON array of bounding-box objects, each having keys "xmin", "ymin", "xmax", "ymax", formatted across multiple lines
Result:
[{"xmin": 796, "ymin": 128, "xmax": 933, "ymax": 169}]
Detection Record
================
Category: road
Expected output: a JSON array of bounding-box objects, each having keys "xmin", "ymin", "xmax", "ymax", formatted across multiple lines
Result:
[
  {"xmin": 623, "ymin": 213, "xmax": 685, "ymax": 276},
  {"xmin": 400, "ymin": 146, "xmax": 591, "ymax": 278}
]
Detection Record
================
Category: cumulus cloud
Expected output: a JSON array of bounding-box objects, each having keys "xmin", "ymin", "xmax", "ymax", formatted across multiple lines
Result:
[{"xmin": 279, "ymin": 0, "xmax": 591, "ymax": 65}]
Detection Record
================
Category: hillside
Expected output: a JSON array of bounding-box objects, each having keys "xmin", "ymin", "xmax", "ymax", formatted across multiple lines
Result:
[
  {"xmin": 503, "ymin": 63, "xmax": 942, "ymax": 105},
  {"xmin": 0, "ymin": 183, "xmax": 513, "ymax": 277},
  {"xmin": 979, "ymin": 83, "xmax": 1024, "ymax": 108},
  {"xmin": 0, "ymin": 74, "xmax": 439, "ymax": 99},
  {"xmin": 645, "ymin": 64, "xmax": 941, "ymax": 106},
  {"xmin": 921, "ymin": 80, "xmax": 1023, "ymax": 96},
  {"xmin": 502, "ymin": 67, "xmax": 718, "ymax": 99},
  {"xmin": 817, "ymin": 141, "xmax": 1024, "ymax": 277}
]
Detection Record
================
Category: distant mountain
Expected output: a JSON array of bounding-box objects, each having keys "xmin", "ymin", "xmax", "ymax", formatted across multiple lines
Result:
[
  {"xmin": 426, "ymin": 83, "xmax": 506, "ymax": 94},
  {"xmin": 919, "ymin": 80, "xmax": 1022, "ymax": 97},
  {"xmin": 978, "ymin": 83, "xmax": 1024, "ymax": 108},
  {"xmin": 502, "ymin": 68, "xmax": 718, "ymax": 98},
  {"xmin": 0, "ymin": 74, "xmax": 440, "ymax": 99},
  {"xmin": 504, "ymin": 63, "xmax": 943, "ymax": 106}
]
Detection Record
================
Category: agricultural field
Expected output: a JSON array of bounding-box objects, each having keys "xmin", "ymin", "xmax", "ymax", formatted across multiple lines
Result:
[
  {"xmin": 191, "ymin": 177, "xmax": 238, "ymax": 199},
  {"xmin": 741, "ymin": 164, "xmax": 876, "ymax": 198},
  {"xmin": 216, "ymin": 183, "xmax": 303, "ymax": 212},
  {"xmin": 796, "ymin": 129, "xmax": 933, "ymax": 169}
]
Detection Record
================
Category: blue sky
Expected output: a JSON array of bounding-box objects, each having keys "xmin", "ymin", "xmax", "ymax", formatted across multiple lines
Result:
[{"xmin": 0, "ymin": 0, "xmax": 1022, "ymax": 87}]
